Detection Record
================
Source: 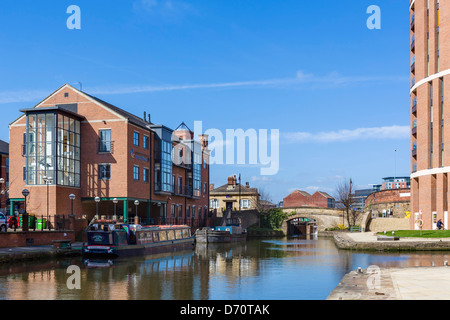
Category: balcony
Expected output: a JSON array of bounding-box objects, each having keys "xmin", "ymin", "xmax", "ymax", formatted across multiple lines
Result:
[
  {"xmin": 412, "ymin": 97, "xmax": 417, "ymax": 113},
  {"xmin": 412, "ymin": 120, "xmax": 417, "ymax": 135},
  {"xmin": 412, "ymin": 163, "xmax": 417, "ymax": 173},
  {"xmin": 411, "ymin": 14, "xmax": 415, "ymax": 30},
  {"xmin": 411, "ymin": 35, "xmax": 415, "ymax": 51},
  {"xmin": 411, "ymin": 55, "xmax": 415, "ymax": 73},
  {"xmin": 411, "ymin": 77, "xmax": 415, "ymax": 88},
  {"xmin": 98, "ymin": 140, "xmax": 114, "ymax": 154}
]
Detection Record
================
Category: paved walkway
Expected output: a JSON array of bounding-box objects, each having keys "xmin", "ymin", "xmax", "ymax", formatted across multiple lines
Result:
[
  {"xmin": 327, "ymin": 266, "xmax": 450, "ymax": 300},
  {"xmin": 328, "ymin": 232, "xmax": 450, "ymax": 299}
]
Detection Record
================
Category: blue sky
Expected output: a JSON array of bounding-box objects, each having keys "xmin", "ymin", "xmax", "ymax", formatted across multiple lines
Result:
[{"xmin": 0, "ymin": 0, "xmax": 411, "ymax": 203}]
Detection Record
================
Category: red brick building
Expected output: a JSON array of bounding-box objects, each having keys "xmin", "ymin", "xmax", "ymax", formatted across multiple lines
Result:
[
  {"xmin": 0, "ymin": 140, "xmax": 8, "ymax": 211},
  {"xmin": 283, "ymin": 190, "xmax": 335, "ymax": 209},
  {"xmin": 8, "ymin": 84, "xmax": 210, "ymax": 227},
  {"xmin": 410, "ymin": 0, "xmax": 450, "ymax": 229}
]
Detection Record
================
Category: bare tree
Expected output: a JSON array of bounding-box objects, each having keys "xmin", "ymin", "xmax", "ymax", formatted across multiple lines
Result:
[{"xmin": 335, "ymin": 178, "xmax": 360, "ymax": 228}]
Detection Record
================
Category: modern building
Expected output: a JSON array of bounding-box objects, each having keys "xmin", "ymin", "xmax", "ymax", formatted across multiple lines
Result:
[
  {"xmin": 352, "ymin": 189, "xmax": 373, "ymax": 212},
  {"xmin": 209, "ymin": 176, "xmax": 260, "ymax": 214},
  {"xmin": 8, "ymin": 84, "xmax": 210, "ymax": 226},
  {"xmin": 283, "ymin": 190, "xmax": 335, "ymax": 209},
  {"xmin": 380, "ymin": 177, "xmax": 411, "ymax": 190},
  {"xmin": 410, "ymin": 0, "xmax": 450, "ymax": 229}
]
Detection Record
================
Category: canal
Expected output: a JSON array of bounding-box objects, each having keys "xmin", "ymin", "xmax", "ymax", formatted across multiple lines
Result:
[{"xmin": 0, "ymin": 237, "xmax": 449, "ymax": 300}]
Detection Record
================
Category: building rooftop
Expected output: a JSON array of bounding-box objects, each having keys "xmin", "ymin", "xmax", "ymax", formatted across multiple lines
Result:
[{"xmin": 0, "ymin": 140, "xmax": 8, "ymax": 155}]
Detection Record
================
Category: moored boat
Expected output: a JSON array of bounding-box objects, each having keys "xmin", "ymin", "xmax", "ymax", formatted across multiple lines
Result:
[
  {"xmin": 195, "ymin": 210, "xmax": 247, "ymax": 243},
  {"xmin": 82, "ymin": 219, "xmax": 194, "ymax": 257}
]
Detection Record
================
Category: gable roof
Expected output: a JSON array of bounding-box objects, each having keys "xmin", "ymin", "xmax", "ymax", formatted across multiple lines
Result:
[
  {"xmin": 0, "ymin": 140, "xmax": 8, "ymax": 155},
  {"xmin": 210, "ymin": 183, "xmax": 259, "ymax": 196},
  {"xmin": 315, "ymin": 191, "xmax": 334, "ymax": 199},
  {"xmin": 10, "ymin": 84, "xmax": 154, "ymax": 131},
  {"xmin": 83, "ymin": 92, "xmax": 154, "ymax": 130}
]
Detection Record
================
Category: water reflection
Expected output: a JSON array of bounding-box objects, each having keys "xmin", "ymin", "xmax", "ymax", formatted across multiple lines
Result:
[{"xmin": 0, "ymin": 238, "xmax": 449, "ymax": 300}]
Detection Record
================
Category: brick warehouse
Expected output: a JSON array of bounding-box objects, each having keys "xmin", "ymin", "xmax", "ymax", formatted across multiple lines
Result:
[
  {"xmin": 8, "ymin": 84, "xmax": 210, "ymax": 227},
  {"xmin": 410, "ymin": 0, "xmax": 450, "ymax": 230}
]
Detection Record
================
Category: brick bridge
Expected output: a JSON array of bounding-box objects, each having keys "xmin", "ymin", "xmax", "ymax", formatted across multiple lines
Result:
[{"xmin": 280, "ymin": 207, "xmax": 346, "ymax": 235}]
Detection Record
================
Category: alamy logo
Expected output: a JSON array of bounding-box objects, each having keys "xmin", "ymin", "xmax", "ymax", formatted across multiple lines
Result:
[
  {"xmin": 366, "ymin": 265, "xmax": 381, "ymax": 290},
  {"xmin": 367, "ymin": 5, "xmax": 381, "ymax": 30},
  {"xmin": 66, "ymin": 265, "xmax": 81, "ymax": 290},
  {"xmin": 67, "ymin": 5, "xmax": 81, "ymax": 30}
]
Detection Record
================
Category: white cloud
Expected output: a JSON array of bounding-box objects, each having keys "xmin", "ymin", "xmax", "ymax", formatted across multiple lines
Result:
[
  {"xmin": 0, "ymin": 70, "xmax": 408, "ymax": 104},
  {"xmin": 283, "ymin": 125, "xmax": 410, "ymax": 143}
]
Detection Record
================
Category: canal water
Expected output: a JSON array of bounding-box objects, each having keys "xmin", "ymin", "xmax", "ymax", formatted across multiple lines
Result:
[{"xmin": 0, "ymin": 237, "xmax": 449, "ymax": 300}]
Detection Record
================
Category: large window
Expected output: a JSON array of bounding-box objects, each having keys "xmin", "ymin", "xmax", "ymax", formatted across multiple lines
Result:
[
  {"xmin": 133, "ymin": 166, "xmax": 139, "ymax": 180},
  {"xmin": 193, "ymin": 142, "xmax": 201, "ymax": 197},
  {"xmin": 99, "ymin": 129, "xmax": 111, "ymax": 152},
  {"xmin": 134, "ymin": 132, "xmax": 140, "ymax": 146},
  {"xmin": 25, "ymin": 111, "xmax": 80, "ymax": 187}
]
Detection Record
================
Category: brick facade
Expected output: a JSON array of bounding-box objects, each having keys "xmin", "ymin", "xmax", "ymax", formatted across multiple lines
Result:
[
  {"xmin": 365, "ymin": 188, "xmax": 411, "ymax": 218},
  {"xmin": 410, "ymin": 0, "xmax": 450, "ymax": 230},
  {"xmin": 8, "ymin": 84, "xmax": 210, "ymax": 227},
  {"xmin": 283, "ymin": 190, "xmax": 335, "ymax": 209}
]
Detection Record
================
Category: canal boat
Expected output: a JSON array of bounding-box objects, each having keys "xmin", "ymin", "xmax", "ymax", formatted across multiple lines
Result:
[
  {"xmin": 195, "ymin": 210, "xmax": 246, "ymax": 243},
  {"xmin": 82, "ymin": 219, "xmax": 195, "ymax": 258}
]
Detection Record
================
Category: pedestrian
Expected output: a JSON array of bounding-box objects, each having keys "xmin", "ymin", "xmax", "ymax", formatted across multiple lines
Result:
[{"xmin": 437, "ymin": 219, "xmax": 445, "ymax": 230}]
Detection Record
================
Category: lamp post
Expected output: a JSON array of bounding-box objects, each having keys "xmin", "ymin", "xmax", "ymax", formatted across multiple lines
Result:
[
  {"xmin": 0, "ymin": 178, "xmax": 4, "ymax": 210},
  {"xmin": 134, "ymin": 200, "xmax": 139, "ymax": 224},
  {"xmin": 22, "ymin": 189, "xmax": 30, "ymax": 232},
  {"xmin": 69, "ymin": 194, "xmax": 75, "ymax": 216},
  {"xmin": 43, "ymin": 176, "xmax": 53, "ymax": 226},
  {"xmin": 95, "ymin": 197, "xmax": 100, "ymax": 218},
  {"xmin": 113, "ymin": 198, "xmax": 118, "ymax": 219}
]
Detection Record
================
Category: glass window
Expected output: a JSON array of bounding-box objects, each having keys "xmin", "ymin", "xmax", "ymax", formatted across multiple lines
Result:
[
  {"xmin": 143, "ymin": 168, "xmax": 149, "ymax": 183},
  {"xmin": 143, "ymin": 135, "xmax": 149, "ymax": 149},
  {"xmin": 134, "ymin": 132, "xmax": 139, "ymax": 146},
  {"xmin": 99, "ymin": 130, "xmax": 111, "ymax": 152},
  {"xmin": 99, "ymin": 164, "xmax": 111, "ymax": 180},
  {"xmin": 134, "ymin": 166, "xmax": 139, "ymax": 180}
]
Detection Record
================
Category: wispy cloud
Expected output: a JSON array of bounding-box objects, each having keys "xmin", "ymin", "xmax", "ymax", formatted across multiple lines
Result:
[
  {"xmin": 132, "ymin": 0, "xmax": 195, "ymax": 21},
  {"xmin": 88, "ymin": 70, "xmax": 406, "ymax": 95},
  {"xmin": 0, "ymin": 71, "xmax": 408, "ymax": 104},
  {"xmin": 283, "ymin": 125, "xmax": 410, "ymax": 143}
]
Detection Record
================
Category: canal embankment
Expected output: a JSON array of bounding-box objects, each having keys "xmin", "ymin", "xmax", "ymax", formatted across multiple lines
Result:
[
  {"xmin": 0, "ymin": 243, "xmax": 82, "ymax": 264},
  {"xmin": 333, "ymin": 231, "xmax": 450, "ymax": 251}
]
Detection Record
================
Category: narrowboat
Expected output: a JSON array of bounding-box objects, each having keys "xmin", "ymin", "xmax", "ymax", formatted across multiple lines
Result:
[
  {"xmin": 195, "ymin": 211, "xmax": 246, "ymax": 243},
  {"xmin": 82, "ymin": 219, "xmax": 195, "ymax": 258}
]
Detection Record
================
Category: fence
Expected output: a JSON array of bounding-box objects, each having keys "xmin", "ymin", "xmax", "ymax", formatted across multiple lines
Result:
[{"xmin": 6, "ymin": 214, "xmax": 84, "ymax": 232}]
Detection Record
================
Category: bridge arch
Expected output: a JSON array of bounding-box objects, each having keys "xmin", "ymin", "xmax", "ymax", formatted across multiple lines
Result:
[{"xmin": 281, "ymin": 207, "xmax": 345, "ymax": 235}]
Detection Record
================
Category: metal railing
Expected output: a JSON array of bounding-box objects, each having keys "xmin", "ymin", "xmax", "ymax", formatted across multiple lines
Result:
[{"xmin": 5, "ymin": 214, "xmax": 82, "ymax": 232}]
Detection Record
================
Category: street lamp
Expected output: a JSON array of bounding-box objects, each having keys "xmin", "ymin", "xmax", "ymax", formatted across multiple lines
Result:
[
  {"xmin": 113, "ymin": 198, "xmax": 118, "ymax": 219},
  {"xmin": 43, "ymin": 176, "xmax": 53, "ymax": 225},
  {"xmin": 0, "ymin": 178, "xmax": 4, "ymax": 209},
  {"xmin": 95, "ymin": 197, "xmax": 100, "ymax": 218},
  {"xmin": 69, "ymin": 194, "xmax": 75, "ymax": 216},
  {"xmin": 22, "ymin": 189, "xmax": 30, "ymax": 232},
  {"xmin": 134, "ymin": 200, "xmax": 139, "ymax": 224}
]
